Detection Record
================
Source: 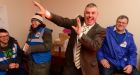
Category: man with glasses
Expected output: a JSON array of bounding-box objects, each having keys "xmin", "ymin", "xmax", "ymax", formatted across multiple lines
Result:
[
  {"xmin": 0, "ymin": 29, "xmax": 26, "ymax": 75},
  {"xmin": 97, "ymin": 15, "xmax": 140, "ymax": 75}
]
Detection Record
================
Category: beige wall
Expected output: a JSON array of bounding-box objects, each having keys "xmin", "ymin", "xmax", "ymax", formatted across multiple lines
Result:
[
  {"xmin": 0, "ymin": 0, "xmax": 139, "ymax": 66},
  {"xmin": 0, "ymin": 0, "xmax": 42, "ymax": 46}
]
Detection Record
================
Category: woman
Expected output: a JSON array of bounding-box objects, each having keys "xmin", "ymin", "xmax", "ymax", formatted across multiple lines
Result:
[{"xmin": 23, "ymin": 14, "xmax": 52, "ymax": 75}]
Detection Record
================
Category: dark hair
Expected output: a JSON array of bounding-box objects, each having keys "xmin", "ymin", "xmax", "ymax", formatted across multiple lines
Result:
[
  {"xmin": 85, "ymin": 3, "xmax": 97, "ymax": 8},
  {"xmin": 116, "ymin": 15, "xmax": 129, "ymax": 24},
  {"xmin": 0, "ymin": 28, "xmax": 8, "ymax": 33}
]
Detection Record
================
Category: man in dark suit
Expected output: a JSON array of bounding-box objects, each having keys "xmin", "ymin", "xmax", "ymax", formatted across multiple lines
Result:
[{"xmin": 33, "ymin": 1, "xmax": 105, "ymax": 75}]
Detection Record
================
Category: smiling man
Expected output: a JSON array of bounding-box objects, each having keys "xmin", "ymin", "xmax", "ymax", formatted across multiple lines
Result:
[
  {"xmin": 0, "ymin": 29, "xmax": 26, "ymax": 75},
  {"xmin": 33, "ymin": 1, "xmax": 105, "ymax": 75},
  {"xmin": 97, "ymin": 15, "xmax": 140, "ymax": 75}
]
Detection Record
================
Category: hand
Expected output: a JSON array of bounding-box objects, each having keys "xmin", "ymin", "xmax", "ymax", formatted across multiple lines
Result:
[
  {"xmin": 100, "ymin": 59, "xmax": 110, "ymax": 68},
  {"xmin": 9, "ymin": 63, "xmax": 16, "ymax": 69},
  {"xmin": 72, "ymin": 18, "xmax": 82, "ymax": 35},
  {"xmin": 15, "ymin": 63, "xmax": 19, "ymax": 68},
  {"xmin": 33, "ymin": 1, "xmax": 51, "ymax": 19},
  {"xmin": 123, "ymin": 65, "xmax": 132, "ymax": 74},
  {"xmin": 23, "ymin": 43, "xmax": 30, "ymax": 53}
]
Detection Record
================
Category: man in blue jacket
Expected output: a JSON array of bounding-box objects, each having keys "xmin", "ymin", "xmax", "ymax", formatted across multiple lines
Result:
[
  {"xmin": 97, "ymin": 15, "xmax": 140, "ymax": 75},
  {"xmin": 0, "ymin": 29, "xmax": 26, "ymax": 75}
]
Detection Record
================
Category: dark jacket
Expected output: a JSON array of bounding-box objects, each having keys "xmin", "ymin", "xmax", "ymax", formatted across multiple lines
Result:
[
  {"xmin": 0, "ymin": 37, "xmax": 23, "ymax": 73},
  {"xmin": 48, "ymin": 13, "xmax": 105, "ymax": 75}
]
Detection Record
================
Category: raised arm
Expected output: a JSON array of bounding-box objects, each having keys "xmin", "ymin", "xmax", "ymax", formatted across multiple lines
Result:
[{"xmin": 33, "ymin": 1, "xmax": 79, "ymax": 29}]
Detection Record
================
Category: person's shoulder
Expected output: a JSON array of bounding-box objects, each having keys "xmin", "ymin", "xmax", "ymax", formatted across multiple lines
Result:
[
  {"xmin": 95, "ymin": 23, "xmax": 106, "ymax": 31},
  {"xmin": 8, "ymin": 36, "xmax": 18, "ymax": 45},
  {"xmin": 126, "ymin": 30, "xmax": 133, "ymax": 37},
  {"xmin": 106, "ymin": 25, "xmax": 115, "ymax": 31},
  {"xmin": 44, "ymin": 27, "xmax": 53, "ymax": 33},
  {"xmin": 9, "ymin": 36, "xmax": 17, "ymax": 42},
  {"xmin": 106, "ymin": 25, "xmax": 114, "ymax": 29}
]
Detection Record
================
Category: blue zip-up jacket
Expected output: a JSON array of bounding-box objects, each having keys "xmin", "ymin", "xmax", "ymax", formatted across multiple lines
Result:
[
  {"xmin": 97, "ymin": 26, "xmax": 137, "ymax": 69},
  {"xmin": 0, "ymin": 37, "xmax": 22, "ymax": 75}
]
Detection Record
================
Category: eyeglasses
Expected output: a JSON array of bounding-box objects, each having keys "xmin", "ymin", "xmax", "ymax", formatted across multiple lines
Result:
[
  {"xmin": 117, "ymin": 21, "xmax": 128, "ymax": 25},
  {"xmin": 0, "ymin": 35, "xmax": 9, "ymax": 38}
]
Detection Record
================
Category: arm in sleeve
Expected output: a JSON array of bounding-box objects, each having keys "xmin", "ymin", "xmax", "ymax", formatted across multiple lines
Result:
[
  {"xmin": 79, "ymin": 28, "xmax": 105, "ymax": 52},
  {"xmin": 8, "ymin": 37, "xmax": 22, "ymax": 64},
  {"xmin": 47, "ymin": 13, "xmax": 84, "ymax": 29},
  {"xmin": 42, "ymin": 29, "xmax": 52, "ymax": 51},
  {"xmin": 127, "ymin": 36, "xmax": 137, "ymax": 67},
  {"xmin": 29, "ymin": 29, "xmax": 52, "ymax": 53},
  {"xmin": 15, "ymin": 41, "xmax": 23, "ymax": 65},
  {"xmin": 96, "ymin": 41, "xmax": 105, "ymax": 61}
]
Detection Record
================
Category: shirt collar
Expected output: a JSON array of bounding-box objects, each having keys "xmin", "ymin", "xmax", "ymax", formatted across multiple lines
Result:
[
  {"xmin": 83, "ymin": 22, "xmax": 95, "ymax": 28},
  {"xmin": 113, "ymin": 26, "xmax": 126, "ymax": 34}
]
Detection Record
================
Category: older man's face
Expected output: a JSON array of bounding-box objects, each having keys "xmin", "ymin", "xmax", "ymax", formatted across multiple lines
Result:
[
  {"xmin": 84, "ymin": 7, "xmax": 98, "ymax": 26},
  {"xmin": 116, "ymin": 18, "xmax": 128, "ymax": 32}
]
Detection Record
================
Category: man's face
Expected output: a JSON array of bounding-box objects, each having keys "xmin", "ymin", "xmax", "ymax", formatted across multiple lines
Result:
[
  {"xmin": 116, "ymin": 18, "xmax": 128, "ymax": 32},
  {"xmin": 0, "ymin": 32, "xmax": 9, "ymax": 44},
  {"xmin": 84, "ymin": 7, "xmax": 98, "ymax": 26}
]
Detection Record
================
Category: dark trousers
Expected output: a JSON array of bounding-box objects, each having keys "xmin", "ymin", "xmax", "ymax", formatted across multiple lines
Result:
[
  {"xmin": 28, "ymin": 60, "xmax": 51, "ymax": 75},
  {"xmin": 98, "ymin": 63, "xmax": 140, "ymax": 75}
]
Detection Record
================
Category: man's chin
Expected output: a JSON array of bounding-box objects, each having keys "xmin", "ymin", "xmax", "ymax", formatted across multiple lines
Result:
[
  {"xmin": 2, "ymin": 41, "xmax": 8, "ymax": 44},
  {"xmin": 87, "ymin": 23, "xmax": 94, "ymax": 26}
]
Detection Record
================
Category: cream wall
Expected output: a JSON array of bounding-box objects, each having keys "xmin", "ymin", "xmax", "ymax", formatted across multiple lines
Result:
[
  {"xmin": 0, "ymin": 0, "xmax": 139, "ymax": 66},
  {"xmin": 0, "ymin": 0, "xmax": 42, "ymax": 46}
]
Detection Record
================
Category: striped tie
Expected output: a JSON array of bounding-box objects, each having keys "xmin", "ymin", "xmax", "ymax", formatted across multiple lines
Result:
[
  {"xmin": 74, "ymin": 25, "xmax": 89, "ymax": 69},
  {"xmin": 82, "ymin": 25, "xmax": 89, "ymax": 34},
  {"xmin": 74, "ymin": 42, "xmax": 81, "ymax": 69}
]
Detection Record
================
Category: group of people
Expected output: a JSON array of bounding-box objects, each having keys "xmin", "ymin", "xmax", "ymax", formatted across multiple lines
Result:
[
  {"xmin": 0, "ymin": 1, "xmax": 140, "ymax": 75},
  {"xmin": 0, "ymin": 12, "xmax": 52, "ymax": 75}
]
